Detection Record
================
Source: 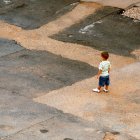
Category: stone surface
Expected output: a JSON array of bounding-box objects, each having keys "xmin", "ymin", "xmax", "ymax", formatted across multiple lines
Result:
[
  {"xmin": 80, "ymin": 0, "xmax": 140, "ymax": 9},
  {"xmin": 123, "ymin": 7, "xmax": 140, "ymax": 20}
]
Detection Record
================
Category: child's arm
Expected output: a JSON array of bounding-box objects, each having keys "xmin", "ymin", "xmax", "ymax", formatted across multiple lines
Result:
[
  {"xmin": 108, "ymin": 67, "xmax": 111, "ymax": 73},
  {"xmin": 98, "ymin": 62, "xmax": 102, "ymax": 79},
  {"xmin": 97, "ymin": 70, "xmax": 102, "ymax": 79},
  {"xmin": 108, "ymin": 63, "xmax": 111, "ymax": 73}
]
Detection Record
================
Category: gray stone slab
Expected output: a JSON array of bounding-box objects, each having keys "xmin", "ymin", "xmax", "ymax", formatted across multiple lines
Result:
[
  {"xmin": 0, "ymin": 0, "xmax": 79, "ymax": 29},
  {"xmin": 0, "ymin": 39, "xmax": 24, "ymax": 57},
  {"xmin": 0, "ymin": 49, "xmax": 97, "ymax": 98},
  {"xmin": 51, "ymin": 6, "xmax": 140, "ymax": 57}
]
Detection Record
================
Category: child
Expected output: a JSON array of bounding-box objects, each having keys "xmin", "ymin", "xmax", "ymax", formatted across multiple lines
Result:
[{"xmin": 93, "ymin": 51, "xmax": 111, "ymax": 93}]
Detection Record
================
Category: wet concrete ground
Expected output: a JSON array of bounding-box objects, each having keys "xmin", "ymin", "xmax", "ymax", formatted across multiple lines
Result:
[
  {"xmin": 51, "ymin": 6, "xmax": 140, "ymax": 57},
  {"xmin": 0, "ymin": 0, "xmax": 78, "ymax": 29}
]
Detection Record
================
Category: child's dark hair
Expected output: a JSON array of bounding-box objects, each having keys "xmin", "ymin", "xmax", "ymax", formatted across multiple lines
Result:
[{"xmin": 101, "ymin": 51, "xmax": 109, "ymax": 60}]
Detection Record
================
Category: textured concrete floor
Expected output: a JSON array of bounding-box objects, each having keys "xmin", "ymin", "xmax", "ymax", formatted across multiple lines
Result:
[{"xmin": 0, "ymin": 1, "xmax": 139, "ymax": 140}]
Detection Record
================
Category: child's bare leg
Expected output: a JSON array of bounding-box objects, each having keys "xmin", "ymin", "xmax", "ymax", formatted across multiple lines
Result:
[
  {"xmin": 105, "ymin": 85, "xmax": 109, "ymax": 90},
  {"xmin": 98, "ymin": 86, "xmax": 101, "ymax": 90}
]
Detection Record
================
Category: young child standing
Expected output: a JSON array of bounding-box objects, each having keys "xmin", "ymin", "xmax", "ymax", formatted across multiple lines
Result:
[{"xmin": 93, "ymin": 51, "xmax": 111, "ymax": 93}]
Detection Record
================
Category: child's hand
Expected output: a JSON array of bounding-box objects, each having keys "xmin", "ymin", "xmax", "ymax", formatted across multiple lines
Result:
[
  {"xmin": 97, "ymin": 70, "xmax": 102, "ymax": 79},
  {"xmin": 97, "ymin": 75, "xmax": 99, "ymax": 79}
]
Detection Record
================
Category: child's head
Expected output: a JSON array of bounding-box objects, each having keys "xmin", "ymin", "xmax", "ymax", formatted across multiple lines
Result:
[{"xmin": 101, "ymin": 51, "xmax": 109, "ymax": 60}]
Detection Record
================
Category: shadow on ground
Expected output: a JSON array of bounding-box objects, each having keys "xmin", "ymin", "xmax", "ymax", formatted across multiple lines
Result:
[
  {"xmin": 0, "ymin": 38, "xmax": 24, "ymax": 57},
  {"xmin": 0, "ymin": 39, "xmax": 97, "ymax": 98},
  {"xmin": 51, "ymin": 6, "xmax": 140, "ymax": 57},
  {"xmin": 0, "ymin": 0, "xmax": 79, "ymax": 29}
]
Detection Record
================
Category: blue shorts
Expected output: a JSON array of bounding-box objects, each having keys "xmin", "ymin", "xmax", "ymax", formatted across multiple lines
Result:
[{"xmin": 99, "ymin": 75, "xmax": 110, "ymax": 87}]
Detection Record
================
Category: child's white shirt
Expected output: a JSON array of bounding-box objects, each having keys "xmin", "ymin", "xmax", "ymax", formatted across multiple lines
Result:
[{"xmin": 99, "ymin": 60, "xmax": 111, "ymax": 76}]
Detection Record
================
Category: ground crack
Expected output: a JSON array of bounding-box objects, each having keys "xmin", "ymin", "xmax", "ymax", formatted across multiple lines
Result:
[{"xmin": 0, "ymin": 115, "xmax": 60, "ymax": 140}]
